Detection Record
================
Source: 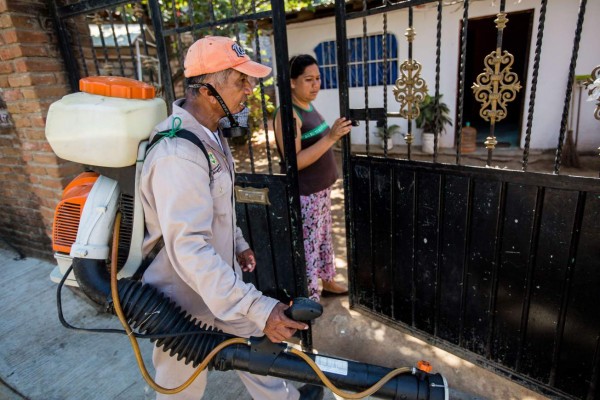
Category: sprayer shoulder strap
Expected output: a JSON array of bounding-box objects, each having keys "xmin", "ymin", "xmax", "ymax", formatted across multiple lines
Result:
[
  {"xmin": 147, "ymin": 128, "xmax": 213, "ymax": 183},
  {"xmin": 138, "ymin": 129, "xmax": 213, "ymax": 279}
]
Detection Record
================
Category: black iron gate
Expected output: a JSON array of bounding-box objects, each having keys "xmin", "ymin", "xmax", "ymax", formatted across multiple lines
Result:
[
  {"xmin": 50, "ymin": 0, "xmax": 310, "ymax": 343},
  {"xmin": 335, "ymin": 0, "xmax": 599, "ymax": 399},
  {"xmin": 50, "ymin": 0, "xmax": 600, "ymax": 397}
]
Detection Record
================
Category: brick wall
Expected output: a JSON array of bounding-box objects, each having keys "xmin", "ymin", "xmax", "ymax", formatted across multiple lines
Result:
[{"xmin": 0, "ymin": 0, "xmax": 81, "ymax": 259}]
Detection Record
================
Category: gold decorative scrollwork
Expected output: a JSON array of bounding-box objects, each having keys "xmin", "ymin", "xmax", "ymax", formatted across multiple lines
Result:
[
  {"xmin": 583, "ymin": 65, "xmax": 600, "ymax": 120},
  {"xmin": 393, "ymin": 25, "xmax": 428, "ymax": 147},
  {"xmin": 472, "ymin": 12, "xmax": 522, "ymax": 135},
  {"xmin": 472, "ymin": 49, "xmax": 522, "ymax": 125},
  {"xmin": 393, "ymin": 60, "xmax": 428, "ymax": 121}
]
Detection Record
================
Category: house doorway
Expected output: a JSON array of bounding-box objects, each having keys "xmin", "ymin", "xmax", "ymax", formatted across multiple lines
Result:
[{"xmin": 462, "ymin": 10, "xmax": 534, "ymax": 148}]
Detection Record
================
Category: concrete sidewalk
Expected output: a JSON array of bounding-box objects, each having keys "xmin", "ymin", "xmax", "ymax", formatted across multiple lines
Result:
[
  {"xmin": 0, "ymin": 244, "xmax": 548, "ymax": 400},
  {"xmin": 0, "ymin": 246, "xmax": 257, "ymax": 400}
]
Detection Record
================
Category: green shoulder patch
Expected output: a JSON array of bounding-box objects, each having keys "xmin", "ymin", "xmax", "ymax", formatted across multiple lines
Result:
[{"xmin": 208, "ymin": 152, "xmax": 218, "ymax": 165}]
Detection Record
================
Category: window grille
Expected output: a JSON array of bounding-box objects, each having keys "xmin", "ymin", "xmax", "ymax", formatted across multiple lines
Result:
[{"xmin": 314, "ymin": 33, "xmax": 398, "ymax": 89}]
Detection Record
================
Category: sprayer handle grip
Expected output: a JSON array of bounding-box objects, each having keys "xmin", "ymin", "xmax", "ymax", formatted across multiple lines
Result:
[{"xmin": 284, "ymin": 297, "xmax": 323, "ymax": 321}]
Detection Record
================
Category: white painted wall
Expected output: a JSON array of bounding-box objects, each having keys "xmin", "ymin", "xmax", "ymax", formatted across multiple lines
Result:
[{"xmin": 272, "ymin": 0, "xmax": 600, "ymax": 151}]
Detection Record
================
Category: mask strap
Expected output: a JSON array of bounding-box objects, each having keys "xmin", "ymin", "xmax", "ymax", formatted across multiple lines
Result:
[{"xmin": 188, "ymin": 82, "xmax": 238, "ymax": 128}]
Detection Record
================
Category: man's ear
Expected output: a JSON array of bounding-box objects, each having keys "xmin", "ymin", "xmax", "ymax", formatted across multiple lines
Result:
[
  {"xmin": 200, "ymin": 85, "xmax": 212, "ymax": 97},
  {"xmin": 200, "ymin": 85, "xmax": 217, "ymax": 104}
]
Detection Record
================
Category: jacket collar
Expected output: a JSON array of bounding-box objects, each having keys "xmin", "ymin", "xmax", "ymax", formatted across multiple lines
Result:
[{"xmin": 168, "ymin": 99, "xmax": 230, "ymax": 159}]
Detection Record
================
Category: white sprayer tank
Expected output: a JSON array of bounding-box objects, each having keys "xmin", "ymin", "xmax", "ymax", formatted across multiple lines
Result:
[{"xmin": 45, "ymin": 76, "xmax": 167, "ymax": 167}]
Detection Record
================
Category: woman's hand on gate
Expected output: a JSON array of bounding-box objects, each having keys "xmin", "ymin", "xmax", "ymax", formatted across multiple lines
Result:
[{"xmin": 328, "ymin": 117, "xmax": 352, "ymax": 142}]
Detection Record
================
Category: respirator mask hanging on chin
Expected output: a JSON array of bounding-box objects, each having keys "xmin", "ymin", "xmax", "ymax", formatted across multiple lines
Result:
[{"xmin": 188, "ymin": 82, "xmax": 249, "ymax": 138}]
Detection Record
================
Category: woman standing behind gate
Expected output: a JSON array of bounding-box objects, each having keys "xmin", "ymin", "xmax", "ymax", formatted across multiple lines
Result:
[{"xmin": 274, "ymin": 54, "xmax": 352, "ymax": 301}]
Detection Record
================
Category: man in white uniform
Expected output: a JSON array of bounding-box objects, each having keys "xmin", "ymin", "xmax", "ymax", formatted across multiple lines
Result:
[{"xmin": 140, "ymin": 36, "xmax": 323, "ymax": 400}]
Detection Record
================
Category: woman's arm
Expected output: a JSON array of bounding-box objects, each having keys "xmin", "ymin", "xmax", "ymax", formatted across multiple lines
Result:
[{"xmin": 275, "ymin": 110, "xmax": 352, "ymax": 170}]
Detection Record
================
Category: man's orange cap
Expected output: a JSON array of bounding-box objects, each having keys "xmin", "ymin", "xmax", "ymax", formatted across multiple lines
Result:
[{"xmin": 184, "ymin": 36, "xmax": 272, "ymax": 78}]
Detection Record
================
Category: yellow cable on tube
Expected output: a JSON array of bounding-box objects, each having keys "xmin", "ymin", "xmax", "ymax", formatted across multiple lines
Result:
[
  {"xmin": 109, "ymin": 212, "xmax": 418, "ymax": 398},
  {"xmin": 110, "ymin": 211, "xmax": 247, "ymax": 395}
]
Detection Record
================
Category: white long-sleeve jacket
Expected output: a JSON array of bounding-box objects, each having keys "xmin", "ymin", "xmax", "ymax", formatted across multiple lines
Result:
[{"xmin": 140, "ymin": 99, "xmax": 278, "ymax": 335}]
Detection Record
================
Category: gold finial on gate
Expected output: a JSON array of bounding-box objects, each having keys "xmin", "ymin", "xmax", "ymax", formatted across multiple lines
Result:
[
  {"xmin": 583, "ymin": 65, "xmax": 600, "ymax": 120},
  {"xmin": 133, "ymin": 4, "xmax": 145, "ymax": 20},
  {"xmin": 471, "ymin": 13, "xmax": 522, "ymax": 151},
  {"xmin": 484, "ymin": 136, "xmax": 498, "ymax": 150},
  {"xmin": 494, "ymin": 12, "xmax": 508, "ymax": 29},
  {"xmin": 142, "ymin": 57, "xmax": 155, "ymax": 72},
  {"xmin": 404, "ymin": 27, "xmax": 416, "ymax": 43},
  {"xmin": 102, "ymin": 62, "xmax": 113, "ymax": 76},
  {"xmin": 93, "ymin": 13, "xmax": 103, "ymax": 27}
]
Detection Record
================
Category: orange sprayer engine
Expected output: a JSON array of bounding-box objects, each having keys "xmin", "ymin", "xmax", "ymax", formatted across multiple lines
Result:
[{"xmin": 46, "ymin": 77, "xmax": 167, "ymax": 287}]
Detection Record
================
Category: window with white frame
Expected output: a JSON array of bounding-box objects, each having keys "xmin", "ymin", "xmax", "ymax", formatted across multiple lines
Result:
[{"xmin": 314, "ymin": 33, "xmax": 398, "ymax": 89}]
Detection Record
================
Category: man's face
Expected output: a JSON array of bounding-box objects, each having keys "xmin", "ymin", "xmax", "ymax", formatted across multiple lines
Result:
[{"xmin": 213, "ymin": 70, "xmax": 253, "ymax": 116}]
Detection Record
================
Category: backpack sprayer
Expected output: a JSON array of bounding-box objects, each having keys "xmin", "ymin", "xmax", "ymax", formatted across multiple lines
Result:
[{"xmin": 45, "ymin": 76, "xmax": 448, "ymax": 400}]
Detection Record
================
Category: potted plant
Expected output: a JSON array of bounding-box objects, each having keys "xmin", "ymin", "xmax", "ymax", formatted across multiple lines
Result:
[
  {"xmin": 375, "ymin": 122, "xmax": 402, "ymax": 150},
  {"xmin": 416, "ymin": 94, "xmax": 453, "ymax": 154}
]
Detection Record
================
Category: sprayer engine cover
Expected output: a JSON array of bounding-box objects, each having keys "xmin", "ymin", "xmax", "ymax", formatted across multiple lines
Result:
[{"xmin": 52, "ymin": 172, "xmax": 99, "ymax": 254}]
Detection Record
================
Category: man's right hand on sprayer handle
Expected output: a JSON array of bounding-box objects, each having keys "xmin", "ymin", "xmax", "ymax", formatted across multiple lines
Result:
[{"xmin": 264, "ymin": 303, "xmax": 308, "ymax": 343}]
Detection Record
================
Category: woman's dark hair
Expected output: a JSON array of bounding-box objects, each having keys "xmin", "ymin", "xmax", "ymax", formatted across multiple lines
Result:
[{"xmin": 289, "ymin": 54, "xmax": 318, "ymax": 79}]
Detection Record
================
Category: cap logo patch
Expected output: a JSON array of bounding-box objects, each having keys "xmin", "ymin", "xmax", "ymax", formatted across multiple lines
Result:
[{"xmin": 232, "ymin": 43, "xmax": 246, "ymax": 57}]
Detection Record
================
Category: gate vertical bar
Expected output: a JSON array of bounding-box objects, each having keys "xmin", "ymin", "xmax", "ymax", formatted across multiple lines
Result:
[
  {"xmin": 48, "ymin": 0, "xmax": 80, "ymax": 91},
  {"xmin": 362, "ymin": 0, "xmax": 370, "ymax": 157},
  {"xmin": 252, "ymin": 19, "xmax": 273, "ymax": 175},
  {"xmin": 516, "ymin": 186, "xmax": 544, "ymax": 371},
  {"xmin": 148, "ymin": 0, "xmax": 174, "ymax": 109},
  {"xmin": 187, "ymin": 0, "xmax": 198, "ymax": 41},
  {"xmin": 554, "ymin": 0, "xmax": 587, "ymax": 175},
  {"xmin": 121, "ymin": 6, "xmax": 139, "ymax": 81},
  {"xmin": 455, "ymin": 0, "xmax": 470, "ymax": 165},
  {"xmin": 458, "ymin": 177, "xmax": 474, "ymax": 346},
  {"xmin": 484, "ymin": 0, "xmax": 506, "ymax": 167},
  {"xmin": 405, "ymin": 8, "xmax": 413, "ymax": 160},
  {"xmin": 107, "ymin": 10, "xmax": 126, "ymax": 76},
  {"xmin": 549, "ymin": 191, "xmax": 586, "ymax": 386},
  {"xmin": 207, "ymin": 0, "xmax": 216, "ymax": 35},
  {"xmin": 433, "ymin": 0, "xmax": 442, "ymax": 163},
  {"xmin": 171, "ymin": 0, "xmax": 186, "ymax": 81},
  {"xmin": 135, "ymin": 2, "xmax": 154, "ymax": 83},
  {"xmin": 271, "ymin": 0, "xmax": 311, "ymax": 347},
  {"xmin": 486, "ymin": 181, "xmax": 507, "ymax": 358},
  {"xmin": 93, "ymin": 13, "xmax": 111, "ymax": 71},
  {"xmin": 382, "ymin": 13, "xmax": 389, "ymax": 158},
  {"xmin": 250, "ymin": 3, "xmax": 274, "ymax": 174},
  {"xmin": 335, "ymin": 0, "xmax": 355, "ymax": 307},
  {"xmin": 73, "ymin": 29, "xmax": 89, "ymax": 77},
  {"xmin": 522, "ymin": 0, "xmax": 548, "ymax": 171}
]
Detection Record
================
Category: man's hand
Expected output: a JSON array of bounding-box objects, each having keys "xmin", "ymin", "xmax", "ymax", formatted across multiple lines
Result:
[
  {"xmin": 237, "ymin": 249, "xmax": 256, "ymax": 272},
  {"xmin": 263, "ymin": 303, "xmax": 308, "ymax": 343}
]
